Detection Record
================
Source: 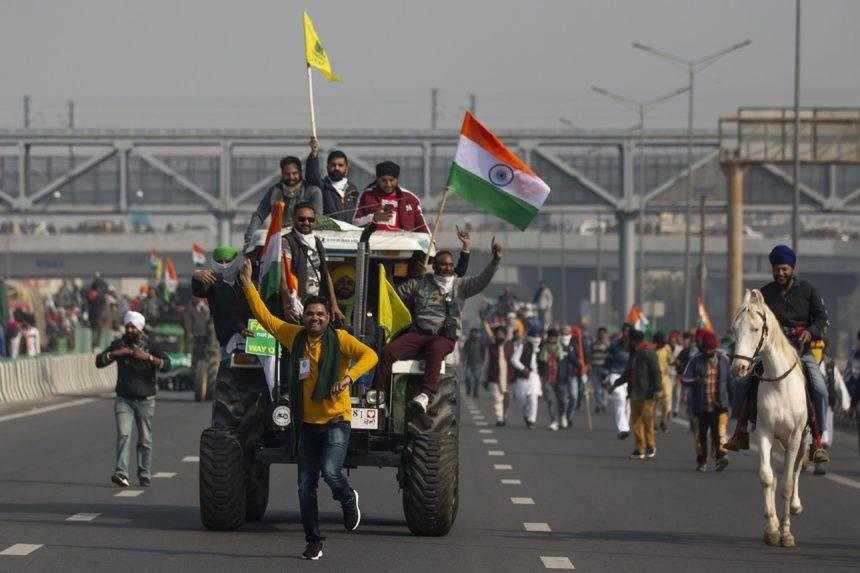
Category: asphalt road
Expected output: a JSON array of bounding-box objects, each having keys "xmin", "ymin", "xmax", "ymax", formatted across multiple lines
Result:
[{"xmin": 1, "ymin": 388, "xmax": 859, "ymax": 572}]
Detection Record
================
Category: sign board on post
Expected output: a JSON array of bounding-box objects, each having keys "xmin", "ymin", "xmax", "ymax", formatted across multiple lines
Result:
[{"xmin": 245, "ymin": 319, "xmax": 277, "ymax": 357}]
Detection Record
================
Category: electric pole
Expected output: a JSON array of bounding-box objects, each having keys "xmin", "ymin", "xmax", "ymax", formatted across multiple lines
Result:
[
  {"xmin": 23, "ymin": 95, "xmax": 31, "ymax": 129},
  {"xmin": 430, "ymin": 88, "xmax": 439, "ymax": 129},
  {"xmin": 468, "ymin": 93, "xmax": 476, "ymax": 115}
]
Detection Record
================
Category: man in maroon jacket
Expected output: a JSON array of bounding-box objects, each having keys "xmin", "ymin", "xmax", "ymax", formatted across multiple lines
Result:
[
  {"xmin": 353, "ymin": 161, "xmax": 429, "ymax": 233},
  {"xmin": 485, "ymin": 325, "xmax": 515, "ymax": 426}
]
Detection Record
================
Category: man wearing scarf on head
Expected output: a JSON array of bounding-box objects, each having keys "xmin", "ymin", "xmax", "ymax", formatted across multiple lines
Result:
[
  {"xmin": 727, "ymin": 244, "xmax": 832, "ymax": 466},
  {"xmin": 682, "ymin": 329, "xmax": 732, "ymax": 472},
  {"xmin": 96, "ymin": 311, "xmax": 170, "ymax": 489},
  {"xmin": 192, "ymin": 246, "xmax": 270, "ymax": 450},
  {"xmin": 352, "ymin": 161, "xmax": 429, "ymax": 233}
]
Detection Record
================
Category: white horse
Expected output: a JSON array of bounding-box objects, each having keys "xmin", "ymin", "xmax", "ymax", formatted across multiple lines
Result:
[{"xmin": 731, "ymin": 289, "xmax": 809, "ymax": 548}]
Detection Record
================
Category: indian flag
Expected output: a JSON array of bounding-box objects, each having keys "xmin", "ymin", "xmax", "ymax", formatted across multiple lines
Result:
[
  {"xmin": 626, "ymin": 305, "xmax": 650, "ymax": 332},
  {"xmin": 258, "ymin": 201, "xmax": 285, "ymax": 395},
  {"xmin": 447, "ymin": 112, "xmax": 550, "ymax": 230}
]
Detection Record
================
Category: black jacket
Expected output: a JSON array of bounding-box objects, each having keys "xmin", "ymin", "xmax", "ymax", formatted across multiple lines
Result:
[
  {"xmin": 760, "ymin": 278, "xmax": 829, "ymax": 341},
  {"xmin": 613, "ymin": 344, "xmax": 661, "ymax": 401},
  {"xmin": 284, "ymin": 231, "xmax": 332, "ymax": 302},
  {"xmin": 96, "ymin": 335, "xmax": 170, "ymax": 399},
  {"xmin": 191, "ymin": 277, "xmax": 251, "ymax": 347},
  {"xmin": 305, "ymin": 152, "xmax": 360, "ymax": 222}
]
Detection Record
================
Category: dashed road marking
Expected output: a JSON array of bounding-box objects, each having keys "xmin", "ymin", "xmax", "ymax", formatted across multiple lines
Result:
[
  {"xmin": 0, "ymin": 544, "xmax": 43, "ymax": 556},
  {"xmin": 511, "ymin": 497, "xmax": 535, "ymax": 505},
  {"xmin": 0, "ymin": 398, "xmax": 94, "ymax": 424},
  {"xmin": 483, "ymin": 438, "xmax": 499, "ymax": 444},
  {"xmin": 475, "ymin": 422, "xmax": 489, "ymax": 427},
  {"xmin": 479, "ymin": 429, "xmax": 493, "ymax": 434},
  {"xmin": 524, "ymin": 522, "xmax": 552, "ymax": 532},
  {"xmin": 66, "ymin": 513, "xmax": 100, "ymax": 522},
  {"xmin": 540, "ymin": 556, "xmax": 575, "ymax": 570},
  {"xmin": 488, "ymin": 450, "xmax": 505, "ymax": 456},
  {"xmin": 153, "ymin": 472, "xmax": 177, "ymax": 478},
  {"xmin": 182, "ymin": 456, "xmax": 199, "ymax": 463},
  {"xmin": 114, "ymin": 490, "xmax": 144, "ymax": 498},
  {"xmin": 826, "ymin": 473, "xmax": 860, "ymax": 491},
  {"xmin": 494, "ymin": 464, "xmax": 513, "ymax": 470},
  {"xmin": 501, "ymin": 479, "xmax": 522, "ymax": 485}
]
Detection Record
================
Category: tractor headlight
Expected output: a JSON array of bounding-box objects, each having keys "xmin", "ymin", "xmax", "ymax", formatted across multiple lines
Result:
[
  {"xmin": 272, "ymin": 405, "xmax": 291, "ymax": 428},
  {"xmin": 365, "ymin": 389, "xmax": 379, "ymax": 405}
]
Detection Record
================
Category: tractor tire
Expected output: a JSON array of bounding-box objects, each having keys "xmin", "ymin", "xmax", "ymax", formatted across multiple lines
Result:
[
  {"xmin": 199, "ymin": 427, "xmax": 246, "ymax": 531},
  {"xmin": 244, "ymin": 461, "xmax": 270, "ymax": 522},
  {"xmin": 402, "ymin": 374, "xmax": 459, "ymax": 536}
]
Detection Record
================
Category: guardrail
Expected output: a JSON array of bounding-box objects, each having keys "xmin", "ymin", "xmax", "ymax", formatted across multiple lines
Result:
[{"xmin": 0, "ymin": 353, "xmax": 116, "ymax": 405}]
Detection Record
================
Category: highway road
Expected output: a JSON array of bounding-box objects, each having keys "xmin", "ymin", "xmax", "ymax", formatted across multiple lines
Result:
[{"xmin": 1, "ymin": 389, "xmax": 859, "ymax": 572}]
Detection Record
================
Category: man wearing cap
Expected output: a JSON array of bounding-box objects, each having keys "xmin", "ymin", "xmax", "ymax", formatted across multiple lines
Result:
[
  {"xmin": 244, "ymin": 155, "xmax": 324, "ymax": 249},
  {"xmin": 682, "ymin": 329, "xmax": 731, "ymax": 472},
  {"xmin": 727, "ymin": 244, "xmax": 831, "ymax": 464},
  {"xmin": 353, "ymin": 161, "xmax": 429, "ymax": 233},
  {"xmin": 307, "ymin": 137, "xmax": 360, "ymax": 222},
  {"xmin": 611, "ymin": 329, "xmax": 661, "ymax": 459},
  {"xmin": 96, "ymin": 311, "xmax": 171, "ymax": 488}
]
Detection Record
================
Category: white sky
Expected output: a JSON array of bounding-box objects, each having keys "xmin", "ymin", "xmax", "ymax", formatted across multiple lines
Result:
[{"xmin": 1, "ymin": 0, "xmax": 858, "ymax": 130}]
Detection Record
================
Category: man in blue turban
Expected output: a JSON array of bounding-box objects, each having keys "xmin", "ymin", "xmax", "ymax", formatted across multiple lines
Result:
[{"xmin": 727, "ymin": 244, "xmax": 831, "ymax": 465}]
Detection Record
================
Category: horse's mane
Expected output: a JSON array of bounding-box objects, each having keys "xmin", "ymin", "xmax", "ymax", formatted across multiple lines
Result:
[{"xmin": 734, "ymin": 289, "xmax": 798, "ymax": 361}]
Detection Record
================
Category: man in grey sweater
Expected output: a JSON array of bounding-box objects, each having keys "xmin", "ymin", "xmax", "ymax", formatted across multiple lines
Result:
[{"xmin": 376, "ymin": 239, "xmax": 502, "ymax": 413}]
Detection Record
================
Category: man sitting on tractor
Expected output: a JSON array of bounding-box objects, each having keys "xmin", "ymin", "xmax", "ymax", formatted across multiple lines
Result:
[{"xmin": 376, "ymin": 238, "xmax": 503, "ymax": 414}]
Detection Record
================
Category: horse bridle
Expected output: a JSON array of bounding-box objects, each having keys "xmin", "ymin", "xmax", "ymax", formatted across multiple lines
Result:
[{"xmin": 732, "ymin": 310, "xmax": 798, "ymax": 383}]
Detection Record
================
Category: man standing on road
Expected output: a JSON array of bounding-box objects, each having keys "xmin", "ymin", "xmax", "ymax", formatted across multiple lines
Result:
[
  {"xmin": 844, "ymin": 330, "xmax": 860, "ymax": 455},
  {"xmin": 538, "ymin": 328, "xmax": 568, "ymax": 431},
  {"xmin": 605, "ymin": 324, "xmax": 632, "ymax": 440},
  {"xmin": 96, "ymin": 311, "xmax": 170, "ymax": 488},
  {"xmin": 244, "ymin": 156, "xmax": 324, "ymax": 249},
  {"xmin": 239, "ymin": 261, "xmax": 377, "ymax": 561},
  {"xmin": 588, "ymin": 326, "xmax": 610, "ymax": 413},
  {"xmin": 653, "ymin": 331, "xmax": 674, "ymax": 433},
  {"xmin": 185, "ymin": 298, "xmax": 217, "ymax": 399},
  {"xmin": 485, "ymin": 325, "xmax": 514, "ymax": 426},
  {"xmin": 611, "ymin": 329, "xmax": 661, "ymax": 459},
  {"xmin": 682, "ymin": 329, "xmax": 731, "ymax": 472},
  {"xmin": 306, "ymin": 137, "xmax": 360, "ymax": 222},
  {"xmin": 462, "ymin": 327, "xmax": 487, "ymax": 398},
  {"xmin": 533, "ymin": 281, "xmax": 554, "ymax": 332},
  {"xmin": 810, "ymin": 338, "xmax": 850, "ymax": 475}
]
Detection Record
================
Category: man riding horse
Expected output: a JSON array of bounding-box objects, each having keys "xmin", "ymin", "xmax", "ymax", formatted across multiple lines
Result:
[{"xmin": 727, "ymin": 244, "xmax": 831, "ymax": 465}]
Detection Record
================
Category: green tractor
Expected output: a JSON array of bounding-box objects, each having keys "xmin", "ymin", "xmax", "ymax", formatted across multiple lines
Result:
[
  {"xmin": 198, "ymin": 226, "xmax": 460, "ymax": 536},
  {"xmin": 152, "ymin": 322, "xmax": 194, "ymax": 392}
]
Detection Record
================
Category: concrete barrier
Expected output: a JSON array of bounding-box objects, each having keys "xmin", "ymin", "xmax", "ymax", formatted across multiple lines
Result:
[{"xmin": 0, "ymin": 353, "xmax": 117, "ymax": 406}]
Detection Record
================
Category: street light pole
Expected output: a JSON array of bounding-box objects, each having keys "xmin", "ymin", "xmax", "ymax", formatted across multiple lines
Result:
[
  {"xmin": 632, "ymin": 38, "xmax": 751, "ymax": 328},
  {"xmin": 590, "ymin": 84, "xmax": 689, "ymax": 305},
  {"xmin": 792, "ymin": 0, "xmax": 802, "ymax": 253}
]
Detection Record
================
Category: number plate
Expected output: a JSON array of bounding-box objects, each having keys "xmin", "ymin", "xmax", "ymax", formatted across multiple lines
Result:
[{"xmin": 351, "ymin": 408, "xmax": 379, "ymax": 430}]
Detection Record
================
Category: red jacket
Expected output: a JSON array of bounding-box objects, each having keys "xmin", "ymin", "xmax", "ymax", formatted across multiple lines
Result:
[{"xmin": 353, "ymin": 184, "xmax": 429, "ymax": 233}]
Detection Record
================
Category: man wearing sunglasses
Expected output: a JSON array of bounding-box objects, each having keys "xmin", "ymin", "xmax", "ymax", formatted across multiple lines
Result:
[{"xmin": 283, "ymin": 203, "xmax": 345, "ymax": 323}]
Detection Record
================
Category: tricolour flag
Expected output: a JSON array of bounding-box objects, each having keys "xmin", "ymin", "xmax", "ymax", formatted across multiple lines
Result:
[
  {"xmin": 698, "ymin": 297, "xmax": 714, "ymax": 332},
  {"xmin": 378, "ymin": 264, "xmax": 411, "ymax": 343},
  {"xmin": 447, "ymin": 112, "xmax": 550, "ymax": 230},
  {"xmin": 163, "ymin": 258, "xmax": 178, "ymax": 302},
  {"xmin": 149, "ymin": 249, "xmax": 163, "ymax": 282},
  {"xmin": 626, "ymin": 305, "xmax": 650, "ymax": 332},
  {"xmin": 303, "ymin": 12, "xmax": 340, "ymax": 82},
  {"xmin": 258, "ymin": 201, "xmax": 285, "ymax": 395},
  {"xmin": 192, "ymin": 243, "xmax": 206, "ymax": 268}
]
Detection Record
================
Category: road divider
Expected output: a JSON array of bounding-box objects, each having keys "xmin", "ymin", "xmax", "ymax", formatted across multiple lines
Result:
[{"xmin": 0, "ymin": 353, "xmax": 116, "ymax": 406}]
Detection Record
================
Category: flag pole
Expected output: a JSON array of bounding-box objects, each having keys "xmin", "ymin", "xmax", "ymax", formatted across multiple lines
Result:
[
  {"xmin": 423, "ymin": 186, "xmax": 451, "ymax": 268},
  {"xmin": 306, "ymin": 63, "xmax": 318, "ymax": 139}
]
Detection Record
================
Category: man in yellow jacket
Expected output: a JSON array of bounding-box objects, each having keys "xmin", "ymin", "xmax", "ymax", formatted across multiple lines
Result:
[{"xmin": 239, "ymin": 260, "xmax": 378, "ymax": 561}]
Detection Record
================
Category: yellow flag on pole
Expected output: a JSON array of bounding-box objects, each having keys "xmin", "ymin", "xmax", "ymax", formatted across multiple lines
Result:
[
  {"xmin": 303, "ymin": 11, "xmax": 340, "ymax": 82},
  {"xmin": 378, "ymin": 264, "xmax": 411, "ymax": 343}
]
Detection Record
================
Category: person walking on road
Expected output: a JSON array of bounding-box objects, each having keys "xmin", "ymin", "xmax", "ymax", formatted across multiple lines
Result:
[
  {"xmin": 611, "ymin": 329, "xmax": 661, "ymax": 459},
  {"xmin": 96, "ymin": 311, "xmax": 170, "ymax": 488},
  {"xmin": 811, "ymin": 338, "xmax": 850, "ymax": 475},
  {"xmin": 239, "ymin": 260, "xmax": 378, "ymax": 561},
  {"xmin": 533, "ymin": 281, "xmax": 553, "ymax": 332},
  {"xmin": 462, "ymin": 327, "xmax": 487, "ymax": 398},
  {"xmin": 538, "ymin": 328, "xmax": 568, "ymax": 431},
  {"xmin": 844, "ymin": 330, "xmax": 860, "ymax": 455},
  {"xmin": 512, "ymin": 330, "xmax": 542, "ymax": 429},
  {"xmin": 588, "ymin": 326, "xmax": 610, "ymax": 413},
  {"xmin": 681, "ymin": 329, "xmax": 731, "ymax": 472},
  {"xmin": 485, "ymin": 325, "xmax": 515, "ymax": 426},
  {"xmin": 605, "ymin": 324, "xmax": 632, "ymax": 440},
  {"xmin": 653, "ymin": 331, "xmax": 674, "ymax": 433}
]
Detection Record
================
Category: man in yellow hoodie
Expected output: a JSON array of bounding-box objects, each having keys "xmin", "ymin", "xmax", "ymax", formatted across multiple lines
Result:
[{"xmin": 239, "ymin": 260, "xmax": 377, "ymax": 561}]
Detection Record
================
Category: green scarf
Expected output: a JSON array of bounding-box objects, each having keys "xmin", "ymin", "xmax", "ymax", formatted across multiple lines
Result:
[
  {"xmin": 287, "ymin": 326, "xmax": 342, "ymax": 412},
  {"xmin": 539, "ymin": 340, "xmax": 567, "ymax": 363}
]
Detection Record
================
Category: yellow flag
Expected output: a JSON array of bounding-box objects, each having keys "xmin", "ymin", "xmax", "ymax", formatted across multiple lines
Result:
[
  {"xmin": 378, "ymin": 264, "xmax": 411, "ymax": 343},
  {"xmin": 303, "ymin": 11, "xmax": 340, "ymax": 82}
]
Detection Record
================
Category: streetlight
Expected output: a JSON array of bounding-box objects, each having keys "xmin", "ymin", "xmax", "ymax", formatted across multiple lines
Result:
[
  {"xmin": 792, "ymin": 0, "xmax": 802, "ymax": 253},
  {"xmin": 631, "ymin": 38, "xmax": 751, "ymax": 329},
  {"xmin": 590, "ymin": 84, "xmax": 689, "ymax": 305}
]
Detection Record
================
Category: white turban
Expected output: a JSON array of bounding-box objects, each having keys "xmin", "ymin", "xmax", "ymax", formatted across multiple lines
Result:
[{"xmin": 123, "ymin": 311, "xmax": 146, "ymax": 331}]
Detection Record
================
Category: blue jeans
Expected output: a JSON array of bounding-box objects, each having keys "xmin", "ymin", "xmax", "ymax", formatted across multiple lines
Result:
[
  {"xmin": 564, "ymin": 377, "xmax": 580, "ymax": 421},
  {"xmin": 800, "ymin": 353, "xmax": 828, "ymax": 436},
  {"xmin": 298, "ymin": 421, "xmax": 355, "ymax": 543},
  {"xmin": 114, "ymin": 395, "xmax": 155, "ymax": 480}
]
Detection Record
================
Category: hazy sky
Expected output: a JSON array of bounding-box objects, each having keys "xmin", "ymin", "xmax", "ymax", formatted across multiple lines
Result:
[{"xmin": 1, "ymin": 0, "xmax": 858, "ymax": 131}]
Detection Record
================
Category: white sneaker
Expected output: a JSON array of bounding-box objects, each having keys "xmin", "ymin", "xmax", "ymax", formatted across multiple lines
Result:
[
  {"xmin": 560, "ymin": 415, "xmax": 569, "ymax": 429},
  {"xmin": 549, "ymin": 421, "xmax": 560, "ymax": 431},
  {"xmin": 411, "ymin": 393, "xmax": 430, "ymax": 413}
]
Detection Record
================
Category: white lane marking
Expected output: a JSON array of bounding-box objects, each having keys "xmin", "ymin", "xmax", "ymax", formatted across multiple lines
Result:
[
  {"xmin": 472, "ymin": 416, "xmax": 486, "ymax": 421},
  {"xmin": 66, "ymin": 513, "xmax": 100, "ymax": 522},
  {"xmin": 479, "ymin": 429, "xmax": 493, "ymax": 434},
  {"xmin": 114, "ymin": 490, "xmax": 143, "ymax": 498},
  {"xmin": 494, "ymin": 464, "xmax": 513, "ymax": 470},
  {"xmin": 488, "ymin": 450, "xmax": 505, "ymax": 456},
  {"xmin": 153, "ymin": 472, "xmax": 177, "ymax": 478},
  {"xmin": 501, "ymin": 479, "xmax": 522, "ymax": 485},
  {"xmin": 511, "ymin": 497, "xmax": 535, "ymax": 505},
  {"xmin": 524, "ymin": 522, "xmax": 552, "ymax": 532},
  {"xmin": 0, "ymin": 398, "xmax": 94, "ymax": 424},
  {"xmin": 826, "ymin": 473, "xmax": 860, "ymax": 491},
  {"xmin": 0, "ymin": 544, "xmax": 43, "ymax": 556},
  {"xmin": 540, "ymin": 556, "xmax": 575, "ymax": 570},
  {"xmin": 671, "ymin": 417, "xmax": 690, "ymax": 429},
  {"xmin": 475, "ymin": 422, "xmax": 489, "ymax": 427},
  {"xmin": 182, "ymin": 456, "xmax": 199, "ymax": 463},
  {"xmin": 483, "ymin": 439, "xmax": 499, "ymax": 444}
]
